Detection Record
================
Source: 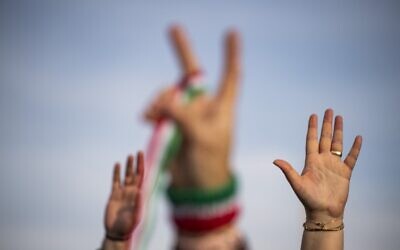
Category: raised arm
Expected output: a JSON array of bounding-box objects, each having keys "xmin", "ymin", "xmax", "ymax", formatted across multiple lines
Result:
[
  {"xmin": 144, "ymin": 26, "xmax": 245, "ymax": 249},
  {"xmin": 274, "ymin": 109, "xmax": 362, "ymax": 250},
  {"xmin": 145, "ymin": 25, "xmax": 240, "ymax": 189},
  {"xmin": 101, "ymin": 152, "xmax": 144, "ymax": 250}
]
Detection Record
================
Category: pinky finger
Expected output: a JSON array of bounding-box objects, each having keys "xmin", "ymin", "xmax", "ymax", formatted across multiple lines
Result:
[{"xmin": 344, "ymin": 136, "xmax": 363, "ymax": 170}]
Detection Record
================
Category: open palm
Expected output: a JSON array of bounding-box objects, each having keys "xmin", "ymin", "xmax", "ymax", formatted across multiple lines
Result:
[
  {"xmin": 104, "ymin": 152, "xmax": 144, "ymax": 241},
  {"xmin": 274, "ymin": 109, "xmax": 362, "ymax": 220}
]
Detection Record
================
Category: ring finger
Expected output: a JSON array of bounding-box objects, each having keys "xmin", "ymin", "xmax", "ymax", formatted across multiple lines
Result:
[{"xmin": 331, "ymin": 115, "xmax": 343, "ymax": 157}]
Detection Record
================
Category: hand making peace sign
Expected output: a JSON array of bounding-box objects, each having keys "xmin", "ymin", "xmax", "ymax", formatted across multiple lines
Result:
[{"xmin": 145, "ymin": 25, "xmax": 241, "ymax": 189}]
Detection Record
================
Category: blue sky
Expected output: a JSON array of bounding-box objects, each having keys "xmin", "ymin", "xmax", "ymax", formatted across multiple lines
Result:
[{"xmin": 1, "ymin": 1, "xmax": 399, "ymax": 249}]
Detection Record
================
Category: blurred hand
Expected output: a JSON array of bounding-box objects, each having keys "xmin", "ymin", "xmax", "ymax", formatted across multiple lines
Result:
[
  {"xmin": 274, "ymin": 109, "xmax": 362, "ymax": 221},
  {"xmin": 104, "ymin": 152, "xmax": 144, "ymax": 240},
  {"xmin": 144, "ymin": 26, "xmax": 241, "ymax": 189}
]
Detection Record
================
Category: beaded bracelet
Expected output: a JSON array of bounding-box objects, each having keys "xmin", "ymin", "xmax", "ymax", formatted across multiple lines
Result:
[{"xmin": 303, "ymin": 219, "xmax": 344, "ymax": 231}]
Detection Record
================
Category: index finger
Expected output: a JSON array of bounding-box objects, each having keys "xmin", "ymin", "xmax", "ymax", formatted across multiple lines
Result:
[
  {"xmin": 169, "ymin": 25, "xmax": 200, "ymax": 75},
  {"xmin": 306, "ymin": 114, "xmax": 319, "ymax": 156}
]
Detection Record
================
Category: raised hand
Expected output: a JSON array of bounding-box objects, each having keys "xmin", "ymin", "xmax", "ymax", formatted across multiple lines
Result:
[
  {"xmin": 104, "ymin": 152, "xmax": 144, "ymax": 241},
  {"xmin": 274, "ymin": 109, "xmax": 362, "ymax": 222},
  {"xmin": 144, "ymin": 25, "xmax": 241, "ymax": 189}
]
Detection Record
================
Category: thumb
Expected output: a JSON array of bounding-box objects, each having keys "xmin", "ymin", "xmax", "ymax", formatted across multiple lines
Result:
[{"xmin": 273, "ymin": 159, "xmax": 301, "ymax": 190}]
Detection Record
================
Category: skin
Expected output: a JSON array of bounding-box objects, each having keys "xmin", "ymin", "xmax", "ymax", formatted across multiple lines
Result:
[
  {"xmin": 100, "ymin": 26, "xmax": 363, "ymax": 249},
  {"xmin": 144, "ymin": 24, "xmax": 241, "ymax": 241},
  {"xmin": 274, "ymin": 109, "xmax": 362, "ymax": 250},
  {"xmin": 101, "ymin": 25, "xmax": 241, "ymax": 249},
  {"xmin": 101, "ymin": 152, "xmax": 144, "ymax": 250},
  {"xmin": 144, "ymin": 25, "xmax": 241, "ymax": 190}
]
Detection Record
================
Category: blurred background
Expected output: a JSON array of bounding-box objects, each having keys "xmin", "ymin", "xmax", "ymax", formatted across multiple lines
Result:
[{"xmin": 1, "ymin": 0, "xmax": 399, "ymax": 249}]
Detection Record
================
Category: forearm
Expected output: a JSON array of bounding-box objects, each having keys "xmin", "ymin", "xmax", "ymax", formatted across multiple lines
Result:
[
  {"xmin": 100, "ymin": 238, "xmax": 129, "ymax": 250},
  {"xmin": 174, "ymin": 223, "xmax": 245, "ymax": 249},
  {"xmin": 301, "ymin": 230, "xmax": 343, "ymax": 250}
]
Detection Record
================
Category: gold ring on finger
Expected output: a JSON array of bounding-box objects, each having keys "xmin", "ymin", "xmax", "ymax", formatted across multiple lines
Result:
[{"xmin": 330, "ymin": 150, "xmax": 342, "ymax": 157}]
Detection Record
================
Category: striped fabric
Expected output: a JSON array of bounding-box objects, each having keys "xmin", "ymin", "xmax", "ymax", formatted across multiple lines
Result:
[
  {"xmin": 168, "ymin": 176, "xmax": 240, "ymax": 233},
  {"xmin": 173, "ymin": 205, "xmax": 240, "ymax": 232},
  {"xmin": 129, "ymin": 73, "xmax": 204, "ymax": 250}
]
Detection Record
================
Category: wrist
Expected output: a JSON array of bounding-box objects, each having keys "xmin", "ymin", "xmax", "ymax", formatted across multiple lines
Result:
[
  {"xmin": 170, "ymin": 160, "xmax": 231, "ymax": 189},
  {"xmin": 190, "ymin": 163, "xmax": 231, "ymax": 189},
  {"xmin": 105, "ymin": 231, "xmax": 131, "ymax": 242},
  {"xmin": 305, "ymin": 210, "xmax": 343, "ymax": 222},
  {"xmin": 305, "ymin": 210, "xmax": 344, "ymax": 230},
  {"xmin": 101, "ymin": 237, "xmax": 128, "ymax": 250}
]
